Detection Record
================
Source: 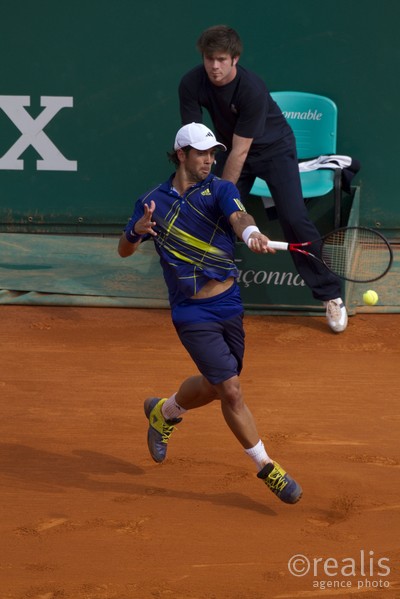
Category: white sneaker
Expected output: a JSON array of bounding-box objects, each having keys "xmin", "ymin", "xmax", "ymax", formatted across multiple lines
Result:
[{"xmin": 324, "ymin": 298, "xmax": 348, "ymax": 333}]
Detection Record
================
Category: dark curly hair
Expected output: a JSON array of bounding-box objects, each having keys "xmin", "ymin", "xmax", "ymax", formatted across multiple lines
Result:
[
  {"xmin": 167, "ymin": 146, "xmax": 191, "ymax": 167},
  {"xmin": 196, "ymin": 25, "xmax": 243, "ymax": 57}
]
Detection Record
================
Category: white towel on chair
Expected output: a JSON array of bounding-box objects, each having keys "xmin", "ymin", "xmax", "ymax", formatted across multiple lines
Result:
[{"xmin": 299, "ymin": 155, "xmax": 353, "ymax": 172}]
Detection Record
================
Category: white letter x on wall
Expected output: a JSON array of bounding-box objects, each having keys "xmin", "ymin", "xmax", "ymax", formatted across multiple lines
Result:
[{"xmin": 0, "ymin": 95, "xmax": 77, "ymax": 171}]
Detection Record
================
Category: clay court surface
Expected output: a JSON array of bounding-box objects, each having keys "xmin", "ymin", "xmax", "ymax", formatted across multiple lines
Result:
[{"xmin": 1, "ymin": 306, "xmax": 399, "ymax": 599}]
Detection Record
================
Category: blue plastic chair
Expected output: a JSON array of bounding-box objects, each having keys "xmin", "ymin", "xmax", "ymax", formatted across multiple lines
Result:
[{"xmin": 250, "ymin": 91, "xmax": 343, "ymax": 228}]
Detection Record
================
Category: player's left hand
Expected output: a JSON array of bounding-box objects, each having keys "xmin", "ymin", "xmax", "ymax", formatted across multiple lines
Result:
[{"xmin": 135, "ymin": 200, "xmax": 157, "ymax": 237}]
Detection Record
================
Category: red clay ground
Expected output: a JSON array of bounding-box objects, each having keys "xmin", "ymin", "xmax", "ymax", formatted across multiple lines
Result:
[{"xmin": 1, "ymin": 306, "xmax": 399, "ymax": 599}]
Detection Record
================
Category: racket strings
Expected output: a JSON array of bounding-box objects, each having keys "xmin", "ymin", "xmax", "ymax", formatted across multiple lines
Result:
[{"xmin": 321, "ymin": 228, "xmax": 393, "ymax": 282}]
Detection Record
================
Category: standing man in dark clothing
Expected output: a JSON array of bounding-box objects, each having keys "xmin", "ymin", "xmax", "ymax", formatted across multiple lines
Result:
[{"xmin": 178, "ymin": 24, "xmax": 348, "ymax": 333}]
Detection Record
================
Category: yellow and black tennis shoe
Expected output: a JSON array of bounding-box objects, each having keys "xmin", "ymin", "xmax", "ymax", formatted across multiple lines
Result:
[
  {"xmin": 143, "ymin": 397, "xmax": 182, "ymax": 463},
  {"xmin": 257, "ymin": 461, "xmax": 302, "ymax": 504}
]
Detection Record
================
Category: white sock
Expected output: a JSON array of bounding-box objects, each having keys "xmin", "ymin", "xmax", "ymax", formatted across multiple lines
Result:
[
  {"xmin": 244, "ymin": 439, "xmax": 272, "ymax": 471},
  {"xmin": 161, "ymin": 393, "xmax": 187, "ymax": 420}
]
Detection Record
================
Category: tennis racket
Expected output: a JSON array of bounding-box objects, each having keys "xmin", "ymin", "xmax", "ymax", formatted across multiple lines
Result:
[{"xmin": 267, "ymin": 226, "xmax": 393, "ymax": 283}]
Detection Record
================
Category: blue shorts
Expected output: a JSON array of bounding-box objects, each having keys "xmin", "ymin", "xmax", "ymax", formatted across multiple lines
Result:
[{"xmin": 174, "ymin": 313, "xmax": 245, "ymax": 385}]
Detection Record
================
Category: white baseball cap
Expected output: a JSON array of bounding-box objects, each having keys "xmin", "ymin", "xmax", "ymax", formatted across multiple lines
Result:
[{"xmin": 174, "ymin": 122, "xmax": 227, "ymax": 152}]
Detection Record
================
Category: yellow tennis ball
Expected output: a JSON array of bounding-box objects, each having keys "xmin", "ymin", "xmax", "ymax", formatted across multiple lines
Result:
[{"xmin": 363, "ymin": 290, "xmax": 378, "ymax": 305}]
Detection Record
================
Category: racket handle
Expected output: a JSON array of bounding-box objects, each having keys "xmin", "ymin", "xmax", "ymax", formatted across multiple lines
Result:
[{"xmin": 267, "ymin": 240, "xmax": 289, "ymax": 251}]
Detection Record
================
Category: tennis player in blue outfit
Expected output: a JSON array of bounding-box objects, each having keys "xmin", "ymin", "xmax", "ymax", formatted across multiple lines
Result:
[
  {"xmin": 118, "ymin": 122, "xmax": 302, "ymax": 504},
  {"xmin": 178, "ymin": 25, "xmax": 348, "ymax": 333}
]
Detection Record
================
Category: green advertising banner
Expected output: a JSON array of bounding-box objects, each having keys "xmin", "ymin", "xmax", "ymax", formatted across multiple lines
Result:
[{"xmin": 0, "ymin": 0, "xmax": 399, "ymax": 236}]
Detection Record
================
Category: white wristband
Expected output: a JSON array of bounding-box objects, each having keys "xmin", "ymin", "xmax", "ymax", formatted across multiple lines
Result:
[{"xmin": 242, "ymin": 225, "xmax": 260, "ymax": 247}]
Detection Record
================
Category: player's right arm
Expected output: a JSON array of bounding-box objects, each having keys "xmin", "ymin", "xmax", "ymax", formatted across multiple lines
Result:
[
  {"xmin": 214, "ymin": 179, "xmax": 274, "ymax": 254},
  {"xmin": 229, "ymin": 210, "xmax": 275, "ymax": 254}
]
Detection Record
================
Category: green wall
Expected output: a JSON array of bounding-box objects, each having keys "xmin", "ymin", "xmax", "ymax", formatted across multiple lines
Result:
[{"xmin": 1, "ymin": 0, "xmax": 399, "ymax": 235}]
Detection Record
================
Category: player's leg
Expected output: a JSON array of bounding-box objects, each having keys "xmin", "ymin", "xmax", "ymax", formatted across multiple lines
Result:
[
  {"xmin": 213, "ymin": 374, "xmax": 259, "ymax": 448},
  {"xmin": 212, "ymin": 317, "xmax": 302, "ymax": 504},
  {"xmin": 144, "ymin": 316, "xmax": 244, "ymax": 463},
  {"xmin": 143, "ymin": 376, "xmax": 216, "ymax": 464},
  {"xmin": 213, "ymin": 374, "xmax": 302, "ymax": 504},
  {"xmin": 174, "ymin": 374, "xmax": 217, "ymax": 410},
  {"xmin": 143, "ymin": 317, "xmax": 232, "ymax": 464},
  {"xmin": 175, "ymin": 315, "xmax": 264, "ymax": 453},
  {"xmin": 169, "ymin": 314, "xmax": 260, "ymax": 447}
]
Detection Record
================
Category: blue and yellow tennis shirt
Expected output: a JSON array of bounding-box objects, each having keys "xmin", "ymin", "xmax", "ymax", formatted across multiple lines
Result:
[{"xmin": 125, "ymin": 173, "xmax": 246, "ymax": 312}]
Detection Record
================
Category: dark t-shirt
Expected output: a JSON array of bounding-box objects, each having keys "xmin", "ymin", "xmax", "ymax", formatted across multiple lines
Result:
[{"xmin": 178, "ymin": 64, "xmax": 292, "ymax": 154}]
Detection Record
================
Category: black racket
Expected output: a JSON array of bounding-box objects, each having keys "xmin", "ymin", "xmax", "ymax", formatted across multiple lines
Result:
[{"xmin": 267, "ymin": 226, "xmax": 393, "ymax": 283}]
